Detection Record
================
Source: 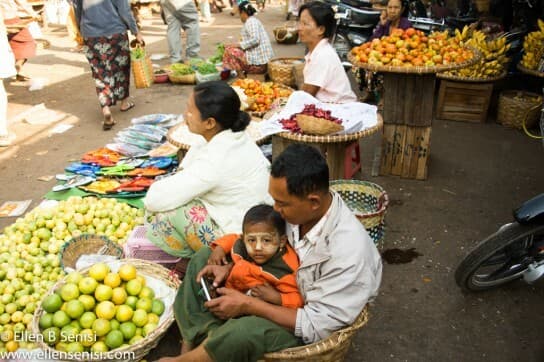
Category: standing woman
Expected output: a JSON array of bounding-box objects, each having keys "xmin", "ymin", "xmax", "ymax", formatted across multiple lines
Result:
[
  {"xmin": 222, "ymin": 1, "xmax": 274, "ymax": 77},
  {"xmin": 1, "ymin": 0, "xmax": 38, "ymax": 81},
  {"xmin": 298, "ymin": 1, "xmax": 356, "ymax": 103},
  {"xmin": 0, "ymin": 7, "xmax": 17, "ymax": 146},
  {"xmin": 73, "ymin": 0, "xmax": 144, "ymax": 130}
]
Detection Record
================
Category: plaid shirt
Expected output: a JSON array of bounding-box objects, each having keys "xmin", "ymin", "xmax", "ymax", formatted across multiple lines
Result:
[{"xmin": 239, "ymin": 16, "xmax": 274, "ymax": 66}]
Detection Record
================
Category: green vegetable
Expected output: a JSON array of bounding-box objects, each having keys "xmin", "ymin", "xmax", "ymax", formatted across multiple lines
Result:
[
  {"xmin": 208, "ymin": 43, "xmax": 225, "ymax": 64},
  {"xmin": 130, "ymin": 47, "xmax": 145, "ymax": 60},
  {"xmin": 197, "ymin": 62, "xmax": 219, "ymax": 75},
  {"xmin": 188, "ymin": 57, "xmax": 206, "ymax": 68},
  {"xmin": 170, "ymin": 63, "xmax": 195, "ymax": 75}
]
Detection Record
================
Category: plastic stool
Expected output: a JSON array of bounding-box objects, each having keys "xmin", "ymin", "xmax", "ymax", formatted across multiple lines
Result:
[{"xmin": 344, "ymin": 141, "xmax": 361, "ymax": 179}]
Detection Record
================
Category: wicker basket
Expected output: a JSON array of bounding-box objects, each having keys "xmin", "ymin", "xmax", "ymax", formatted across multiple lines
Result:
[
  {"xmin": 273, "ymin": 22, "xmax": 299, "ymax": 44},
  {"xmin": 168, "ymin": 72, "xmax": 196, "ymax": 84},
  {"xmin": 32, "ymin": 258, "xmax": 181, "ymax": 362},
  {"xmin": 262, "ymin": 306, "xmax": 369, "ymax": 362},
  {"xmin": 60, "ymin": 234, "xmax": 124, "ymax": 271},
  {"xmin": 497, "ymin": 90, "xmax": 542, "ymax": 129},
  {"xmin": 296, "ymin": 114, "xmax": 344, "ymax": 135},
  {"xmin": 268, "ymin": 57, "xmax": 305, "ymax": 88},
  {"xmin": 330, "ymin": 180, "xmax": 389, "ymax": 248}
]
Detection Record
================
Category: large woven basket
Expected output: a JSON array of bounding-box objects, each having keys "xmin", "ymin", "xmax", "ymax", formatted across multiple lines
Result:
[
  {"xmin": 330, "ymin": 180, "xmax": 389, "ymax": 248},
  {"xmin": 497, "ymin": 90, "xmax": 542, "ymax": 129},
  {"xmin": 273, "ymin": 22, "xmax": 299, "ymax": 44},
  {"xmin": 60, "ymin": 234, "xmax": 124, "ymax": 271},
  {"xmin": 296, "ymin": 114, "xmax": 344, "ymax": 135},
  {"xmin": 268, "ymin": 57, "xmax": 305, "ymax": 88},
  {"xmin": 262, "ymin": 305, "xmax": 369, "ymax": 361},
  {"xmin": 32, "ymin": 258, "xmax": 181, "ymax": 362},
  {"xmin": 168, "ymin": 72, "xmax": 196, "ymax": 84}
]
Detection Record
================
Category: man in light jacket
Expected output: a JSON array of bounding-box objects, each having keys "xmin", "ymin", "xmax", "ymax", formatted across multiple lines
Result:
[
  {"xmin": 160, "ymin": 0, "xmax": 200, "ymax": 63},
  {"xmin": 160, "ymin": 143, "xmax": 382, "ymax": 362}
]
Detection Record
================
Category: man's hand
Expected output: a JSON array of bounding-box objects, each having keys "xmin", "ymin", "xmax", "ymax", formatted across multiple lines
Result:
[
  {"xmin": 250, "ymin": 283, "xmax": 282, "ymax": 305},
  {"xmin": 208, "ymin": 246, "xmax": 228, "ymax": 265},
  {"xmin": 205, "ymin": 287, "xmax": 251, "ymax": 319},
  {"xmin": 135, "ymin": 33, "xmax": 145, "ymax": 46},
  {"xmin": 196, "ymin": 263, "xmax": 232, "ymax": 287}
]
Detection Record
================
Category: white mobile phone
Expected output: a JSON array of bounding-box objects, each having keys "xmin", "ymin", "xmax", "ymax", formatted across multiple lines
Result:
[{"xmin": 200, "ymin": 278, "xmax": 213, "ymax": 301}]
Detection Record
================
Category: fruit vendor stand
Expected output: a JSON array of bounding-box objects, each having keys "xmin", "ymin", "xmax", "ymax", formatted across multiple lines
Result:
[{"xmin": 348, "ymin": 29, "xmax": 480, "ymax": 180}]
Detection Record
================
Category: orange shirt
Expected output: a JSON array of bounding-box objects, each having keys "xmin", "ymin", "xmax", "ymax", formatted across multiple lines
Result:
[{"xmin": 214, "ymin": 234, "xmax": 304, "ymax": 309}]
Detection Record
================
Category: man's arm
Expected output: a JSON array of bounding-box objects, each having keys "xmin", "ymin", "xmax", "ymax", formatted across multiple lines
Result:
[{"xmin": 205, "ymin": 287, "xmax": 298, "ymax": 330}]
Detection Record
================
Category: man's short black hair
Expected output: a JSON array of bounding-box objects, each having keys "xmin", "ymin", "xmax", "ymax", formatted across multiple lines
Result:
[
  {"xmin": 243, "ymin": 204, "xmax": 286, "ymax": 235},
  {"xmin": 270, "ymin": 144, "xmax": 329, "ymax": 197}
]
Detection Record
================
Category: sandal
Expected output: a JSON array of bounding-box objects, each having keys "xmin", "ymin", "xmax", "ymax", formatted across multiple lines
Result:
[
  {"xmin": 120, "ymin": 101, "xmax": 135, "ymax": 112},
  {"xmin": 102, "ymin": 113, "xmax": 115, "ymax": 131},
  {"xmin": 15, "ymin": 74, "xmax": 31, "ymax": 82}
]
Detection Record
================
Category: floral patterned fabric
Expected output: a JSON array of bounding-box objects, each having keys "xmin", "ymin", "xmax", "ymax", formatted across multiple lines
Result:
[
  {"xmin": 83, "ymin": 32, "xmax": 131, "ymax": 108},
  {"xmin": 145, "ymin": 199, "xmax": 223, "ymax": 258},
  {"xmin": 222, "ymin": 44, "xmax": 267, "ymax": 75}
]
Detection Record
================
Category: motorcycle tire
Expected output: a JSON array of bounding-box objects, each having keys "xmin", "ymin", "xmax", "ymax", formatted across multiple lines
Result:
[{"xmin": 455, "ymin": 222, "xmax": 544, "ymax": 292}]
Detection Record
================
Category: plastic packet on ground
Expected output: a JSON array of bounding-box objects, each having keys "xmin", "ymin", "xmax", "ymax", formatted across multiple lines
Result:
[
  {"xmin": 114, "ymin": 135, "xmax": 162, "ymax": 151},
  {"xmin": 105, "ymin": 143, "xmax": 150, "ymax": 157},
  {"xmin": 131, "ymin": 113, "xmax": 179, "ymax": 126},
  {"xmin": 126, "ymin": 125, "xmax": 168, "ymax": 143},
  {"xmin": 117, "ymin": 129, "xmax": 165, "ymax": 144}
]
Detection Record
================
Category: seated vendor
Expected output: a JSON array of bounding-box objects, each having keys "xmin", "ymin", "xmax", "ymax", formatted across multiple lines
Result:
[
  {"xmin": 159, "ymin": 144, "xmax": 382, "ymax": 362},
  {"xmin": 143, "ymin": 81, "xmax": 272, "ymax": 259},
  {"xmin": 298, "ymin": 1, "xmax": 357, "ymax": 103}
]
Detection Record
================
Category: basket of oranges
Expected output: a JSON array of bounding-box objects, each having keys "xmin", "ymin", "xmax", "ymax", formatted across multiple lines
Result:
[
  {"xmin": 32, "ymin": 259, "xmax": 180, "ymax": 361},
  {"xmin": 231, "ymin": 78, "xmax": 293, "ymax": 118}
]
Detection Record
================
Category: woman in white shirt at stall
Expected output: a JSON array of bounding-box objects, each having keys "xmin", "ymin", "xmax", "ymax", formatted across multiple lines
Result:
[
  {"xmin": 144, "ymin": 81, "xmax": 272, "ymax": 259},
  {"xmin": 298, "ymin": 1, "xmax": 357, "ymax": 104}
]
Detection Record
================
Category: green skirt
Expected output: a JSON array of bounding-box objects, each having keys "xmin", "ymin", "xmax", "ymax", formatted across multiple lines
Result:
[{"xmin": 145, "ymin": 199, "xmax": 223, "ymax": 258}]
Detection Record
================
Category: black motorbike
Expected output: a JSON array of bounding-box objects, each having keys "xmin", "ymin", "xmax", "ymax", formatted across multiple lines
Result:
[
  {"xmin": 327, "ymin": 0, "xmax": 381, "ymax": 61},
  {"xmin": 455, "ymin": 193, "xmax": 544, "ymax": 292}
]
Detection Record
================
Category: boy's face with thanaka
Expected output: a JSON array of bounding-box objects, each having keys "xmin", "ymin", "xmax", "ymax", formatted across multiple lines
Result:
[{"xmin": 243, "ymin": 221, "xmax": 286, "ymax": 265}]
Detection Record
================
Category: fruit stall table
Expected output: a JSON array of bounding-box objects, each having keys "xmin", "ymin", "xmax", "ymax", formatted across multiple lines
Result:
[
  {"xmin": 271, "ymin": 114, "xmax": 383, "ymax": 180},
  {"xmin": 348, "ymin": 53, "xmax": 479, "ymax": 180}
]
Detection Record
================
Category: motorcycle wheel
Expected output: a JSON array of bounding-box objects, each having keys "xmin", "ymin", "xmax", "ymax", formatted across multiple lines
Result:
[
  {"xmin": 455, "ymin": 222, "xmax": 544, "ymax": 292},
  {"xmin": 332, "ymin": 33, "xmax": 351, "ymax": 62}
]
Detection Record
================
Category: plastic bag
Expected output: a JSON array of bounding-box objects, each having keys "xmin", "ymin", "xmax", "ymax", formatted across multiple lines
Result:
[{"xmin": 131, "ymin": 113, "xmax": 180, "ymax": 126}]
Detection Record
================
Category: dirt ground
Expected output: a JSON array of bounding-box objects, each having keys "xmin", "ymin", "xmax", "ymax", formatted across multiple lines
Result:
[{"xmin": 1, "ymin": 3, "xmax": 544, "ymax": 361}]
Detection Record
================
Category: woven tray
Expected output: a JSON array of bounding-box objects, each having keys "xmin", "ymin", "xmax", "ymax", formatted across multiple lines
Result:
[
  {"xmin": 436, "ymin": 70, "xmax": 507, "ymax": 83},
  {"xmin": 247, "ymin": 84, "xmax": 294, "ymax": 118},
  {"xmin": 167, "ymin": 120, "xmax": 270, "ymax": 150},
  {"xmin": 276, "ymin": 113, "xmax": 383, "ymax": 143},
  {"xmin": 60, "ymin": 234, "xmax": 124, "ymax": 270},
  {"xmin": 32, "ymin": 258, "xmax": 181, "ymax": 362},
  {"xmin": 348, "ymin": 48, "xmax": 481, "ymax": 74},
  {"xmin": 263, "ymin": 306, "xmax": 369, "ymax": 361},
  {"xmin": 517, "ymin": 63, "xmax": 544, "ymax": 78}
]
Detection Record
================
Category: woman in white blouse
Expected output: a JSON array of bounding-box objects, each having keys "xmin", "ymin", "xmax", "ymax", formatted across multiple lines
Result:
[{"xmin": 144, "ymin": 81, "xmax": 272, "ymax": 258}]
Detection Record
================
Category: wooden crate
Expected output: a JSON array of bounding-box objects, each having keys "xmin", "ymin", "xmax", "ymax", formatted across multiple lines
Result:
[
  {"xmin": 436, "ymin": 79, "xmax": 494, "ymax": 123},
  {"xmin": 380, "ymin": 124, "xmax": 431, "ymax": 180},
  {"xmin": 382, "ymin": 73, "xmax": 436, "ymax": 126}
]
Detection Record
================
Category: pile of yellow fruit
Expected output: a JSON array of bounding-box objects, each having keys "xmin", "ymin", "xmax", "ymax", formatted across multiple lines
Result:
[
  {"xmin": 35, "ymin": 263, "xmax": 165, "ymax": 354},
  {"xmin": 520, "ymin": 19, "xmax": 544, "ymax": 71},
  {"xmin": 442, "ymin": 26, "xmax": 510, "ymax": 79}
]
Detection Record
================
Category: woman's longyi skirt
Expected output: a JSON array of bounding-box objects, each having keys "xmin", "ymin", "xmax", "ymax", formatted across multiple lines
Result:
[
  {"xmin": 5, "ymin": 18, "xmax": 36, "ymax": 60},
  {"xmin": 84, "ymin": 32, "xmax": 131, "ymax": 108},
  {"xmin": 222, "ymin": 45, "xmax": 267, "ymax": 75}
]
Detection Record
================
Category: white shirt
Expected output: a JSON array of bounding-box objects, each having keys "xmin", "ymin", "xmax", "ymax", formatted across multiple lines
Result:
[
  {"xmin": 144, "ymin": 129, "xmax": 273, "ymax": 234},
  {"xmin": 303, "ymin": 39, "xmax": 357, "ymax": 104}
]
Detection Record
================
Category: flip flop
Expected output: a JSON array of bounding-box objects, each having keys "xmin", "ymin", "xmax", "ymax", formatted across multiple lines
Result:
[
  {"xmin": 120, "ymin": 102, "xmax": 135, "ymax": 112},
  {"xmin": 52, "ymin": 175, "xmax": 96, "ymax": 192},
  {"xmin": 15, "ymin": 74, "xmax": 31, "ymax": 82},
  {"xmin": 103, "ymin": 113, "xmax": 115, "ymax": 131}
]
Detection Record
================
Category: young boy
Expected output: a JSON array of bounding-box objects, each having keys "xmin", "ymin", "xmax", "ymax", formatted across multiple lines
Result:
[{"xmin": 207, "ymin": 204, "xmax": 303, "ymax": 309}]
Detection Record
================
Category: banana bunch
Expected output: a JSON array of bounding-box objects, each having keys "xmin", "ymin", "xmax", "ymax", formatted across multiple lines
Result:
[
  {"xmin": 444, "ymin": 26, "xmax": 510, "ymax": 79},
  {"xmin": 520, "ymin": 19, "xmax": 544, "ymax": 70}
]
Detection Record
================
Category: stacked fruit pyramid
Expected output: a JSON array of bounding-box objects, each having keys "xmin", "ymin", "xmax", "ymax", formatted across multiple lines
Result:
[
  {"xmin": 0, "ymin": 197, "xmax": 144, "ymax": 353},
  {"xmin": 35, "ymin": 262, "xmax": 166, "ymax": 354},
  {"xmin": 520, "ymin": 19, "xmax": 544, "ymax": 72},
  {"xmin": 441, "ymin": 26, "xmax": 510, "ymax": 79},
  {"xmin": 349, "ymin": 27, "xmax": 474, "ymax": 68}
]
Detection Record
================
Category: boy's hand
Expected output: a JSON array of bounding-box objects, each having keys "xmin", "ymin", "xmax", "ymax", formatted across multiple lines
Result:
[
  {"xmin": 208, "ymin": 247, "xmax": 228, "ymax": 265},
  {"xmin": 250, "ymin": 283, "xmax": 282, "ymax": 306},
  {"xmin": 196, "ymin": 264, "xmax": 232, "ymax": 287},
  {"xmin": 380, "ymin": 10, "xmax": 388, "ymax": 25}
]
